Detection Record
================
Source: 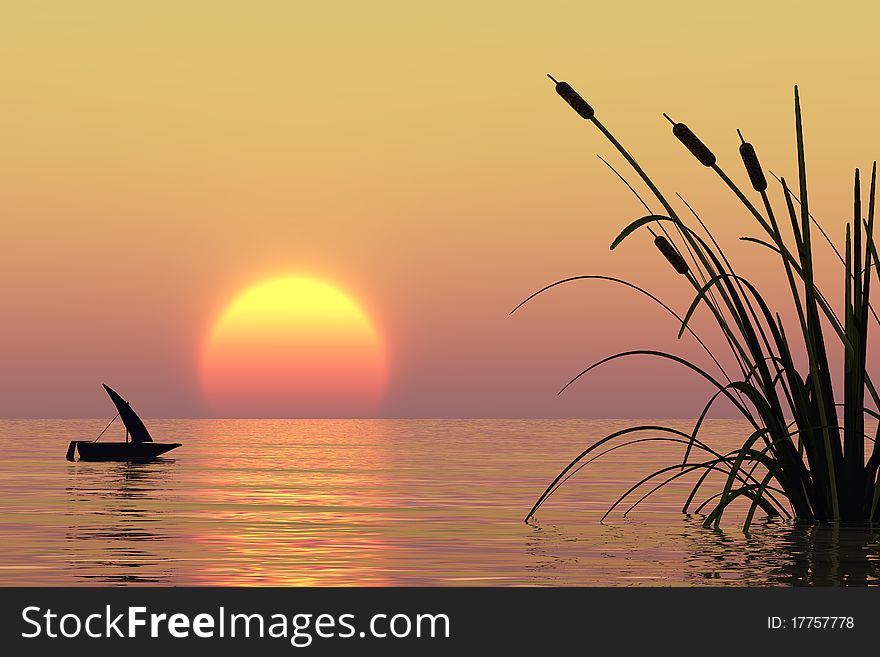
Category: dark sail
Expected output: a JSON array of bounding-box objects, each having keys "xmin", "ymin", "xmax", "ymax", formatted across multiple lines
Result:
[{"xmin": 102, "ymin": 384, "xmax": 153, "ymax": 443}]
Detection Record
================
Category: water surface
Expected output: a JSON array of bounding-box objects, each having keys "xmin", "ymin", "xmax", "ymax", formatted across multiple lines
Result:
[{"xmin": 1, "ymin": 419, "xmax": 878, "ymax": 586}]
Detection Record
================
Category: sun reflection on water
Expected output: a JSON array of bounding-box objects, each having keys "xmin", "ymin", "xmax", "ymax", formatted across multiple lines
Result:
[{"xmin": 1, "ymin": 419, "xmax": 879, "ymax": 586}]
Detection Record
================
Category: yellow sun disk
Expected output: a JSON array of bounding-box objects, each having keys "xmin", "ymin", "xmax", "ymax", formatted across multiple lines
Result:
[{"xmin": 201, "ymin": 277, "xmax": 387, "ymax": 416}]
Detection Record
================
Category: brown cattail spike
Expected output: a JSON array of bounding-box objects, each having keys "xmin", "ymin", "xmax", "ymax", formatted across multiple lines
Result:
[
  {"xmin": 548, "ymin": 75, "xmax": 594, "ymax": 120},
  {"xmin": 668, "ymin": 120, "xmax": 716, "ymax": 167},
  {"xmin": 654, "ymin": 236, "xmax": 690, "ymax": 275},
  {"xmin": 738, "ymin": 138, "xmax": 767, "ymax": 192}
]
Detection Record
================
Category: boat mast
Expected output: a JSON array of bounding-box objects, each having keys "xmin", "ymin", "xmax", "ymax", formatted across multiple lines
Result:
[{"xmin": 93, "ymin": 413, "xmax": 119, "ymax": 443}]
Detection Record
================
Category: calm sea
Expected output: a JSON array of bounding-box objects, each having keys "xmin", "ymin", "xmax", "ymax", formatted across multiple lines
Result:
[{"xmin": 1, "ymin": 419, "xmax": 878, "ymax": 586}]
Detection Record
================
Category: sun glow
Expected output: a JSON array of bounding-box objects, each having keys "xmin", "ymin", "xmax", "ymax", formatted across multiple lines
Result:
[{"xmin": 201, "ymin": 277, "xmax": 388, "ymax": 417}]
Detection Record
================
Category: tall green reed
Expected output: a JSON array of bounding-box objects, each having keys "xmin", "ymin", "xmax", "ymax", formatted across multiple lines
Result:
[{"xmin": 517, "ymin": 77, "xmax": 880, "ymax": 530}]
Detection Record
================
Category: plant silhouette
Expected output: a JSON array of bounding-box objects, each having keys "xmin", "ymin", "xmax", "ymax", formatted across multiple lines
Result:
[{"xmin": 517, "ymin": 77, "xmax": 880, "ymax": 530}]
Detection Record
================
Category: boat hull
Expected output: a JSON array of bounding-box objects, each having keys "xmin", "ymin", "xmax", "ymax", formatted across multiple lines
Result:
[{"xmin": 67, "ymin": 441, "xmax": 181, "ymax": 461}]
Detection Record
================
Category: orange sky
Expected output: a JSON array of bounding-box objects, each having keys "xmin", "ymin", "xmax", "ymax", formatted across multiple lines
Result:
[{"xmin": 1, "ymin": 2, "xmax": 878, "ymax": 417}]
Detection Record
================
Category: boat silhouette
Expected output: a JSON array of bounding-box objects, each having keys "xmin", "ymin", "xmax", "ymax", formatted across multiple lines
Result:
[{"xmin": 65, "ymin": 384, "xmax": 181, "ymax": 461}]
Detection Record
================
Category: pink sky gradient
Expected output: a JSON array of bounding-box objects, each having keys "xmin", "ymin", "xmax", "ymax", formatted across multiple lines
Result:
[{"xmin": 1, "ymin": 3, "xmax": 877, "ymax": 417}]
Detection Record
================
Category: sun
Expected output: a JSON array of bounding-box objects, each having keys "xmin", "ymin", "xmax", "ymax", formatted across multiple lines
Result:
[{"xmin": 201, "ymin": 276, "xmax": 388, "ymax": 417}]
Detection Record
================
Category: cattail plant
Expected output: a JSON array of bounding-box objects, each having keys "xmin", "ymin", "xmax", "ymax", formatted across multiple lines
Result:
[
  {"xmin": 653, "ymin": 235, "xmax": 690, "ymax": 275},
  {"xmin": 549, "ymin": 74, "xmax": 594, "ymax": 119},
  {"xmin": 664, "ymin": 114, "xmax": 716, "ymax": 166},
  {"xmin": 738, "ymin": 130, "xmax": 767, "ymax": 192},
  {"xmin": 515, "ymin": 76, "xmax": 880, "ymax": 530}
]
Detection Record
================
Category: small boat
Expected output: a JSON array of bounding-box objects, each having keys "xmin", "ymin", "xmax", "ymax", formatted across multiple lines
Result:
[{"xmin": 66, "ymin": 384, "xmax": 181, "ymax": 461}]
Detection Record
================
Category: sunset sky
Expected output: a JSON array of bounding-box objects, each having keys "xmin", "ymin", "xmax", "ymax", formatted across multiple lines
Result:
[{"xmin": 2, "ymin": 2, "xmax": 879, "ymax": 418}]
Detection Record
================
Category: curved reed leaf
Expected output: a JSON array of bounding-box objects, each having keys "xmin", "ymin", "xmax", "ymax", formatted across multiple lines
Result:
[
  {"xmin": 600, "ymin": 460, "xmax": 776, "ymax": 523},
  {"xmin": 743, "ymin": 467, "xmax": 783, "ymax": 532},
  {"xmin": 712, "ymin": 426, "xmax": 781, "ymax": 529},
  {"xmin": 545, "ymin": 436, "xmax": 730, "ymax": 515},
  {"xmin": 551, "ymin": 434, "xmax": 788, "ymax": 517},
  {"xmin": 559, "ymin": 350, "xmax": 755, "ymax": 421},
  {"xmin": 627, "ymin": 463, "xmax": 785, "ymax": 519},
  {"xmin": 524, "ymin": 426, "xmax": 686, "ymax": 520},
  {"xmin": 768, "ymin": 170, "xmax": 845, "ymax": 266},
  {"xmin": 703, "ymin": 484, "xmax": 764, "ymax": 528},
  {"xmin": 510, "ymin": 274, "xmax": 731, "ymax": 382},
  {"xmin": 610, "ymin": 215, "xmax": 675, "ymax": 250},
  {"xmin": 596, "ymin": 154, "xmax": 652, "ymax": 215}
]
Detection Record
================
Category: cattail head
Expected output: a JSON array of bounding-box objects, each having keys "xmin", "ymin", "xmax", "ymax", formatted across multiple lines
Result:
[
  {"xmin": 654, "ymin": 235, "xmax": 690, "ymax": 275},
  {"xmin": 664, "ymin": 114, "xmax": 716, "ymax": 167},
  {"xmin": 737, "ymin": 130, "xmax": 767, "ymax": 192},
  {"xmin": 548, "ymin": 74, "xmax": 594, "ymax": 120}
]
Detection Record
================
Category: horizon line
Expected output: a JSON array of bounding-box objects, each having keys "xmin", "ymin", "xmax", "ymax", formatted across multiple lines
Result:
[{"xmin": 0, "ymin": 415, "xmax": 768, "ymax": 421}]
